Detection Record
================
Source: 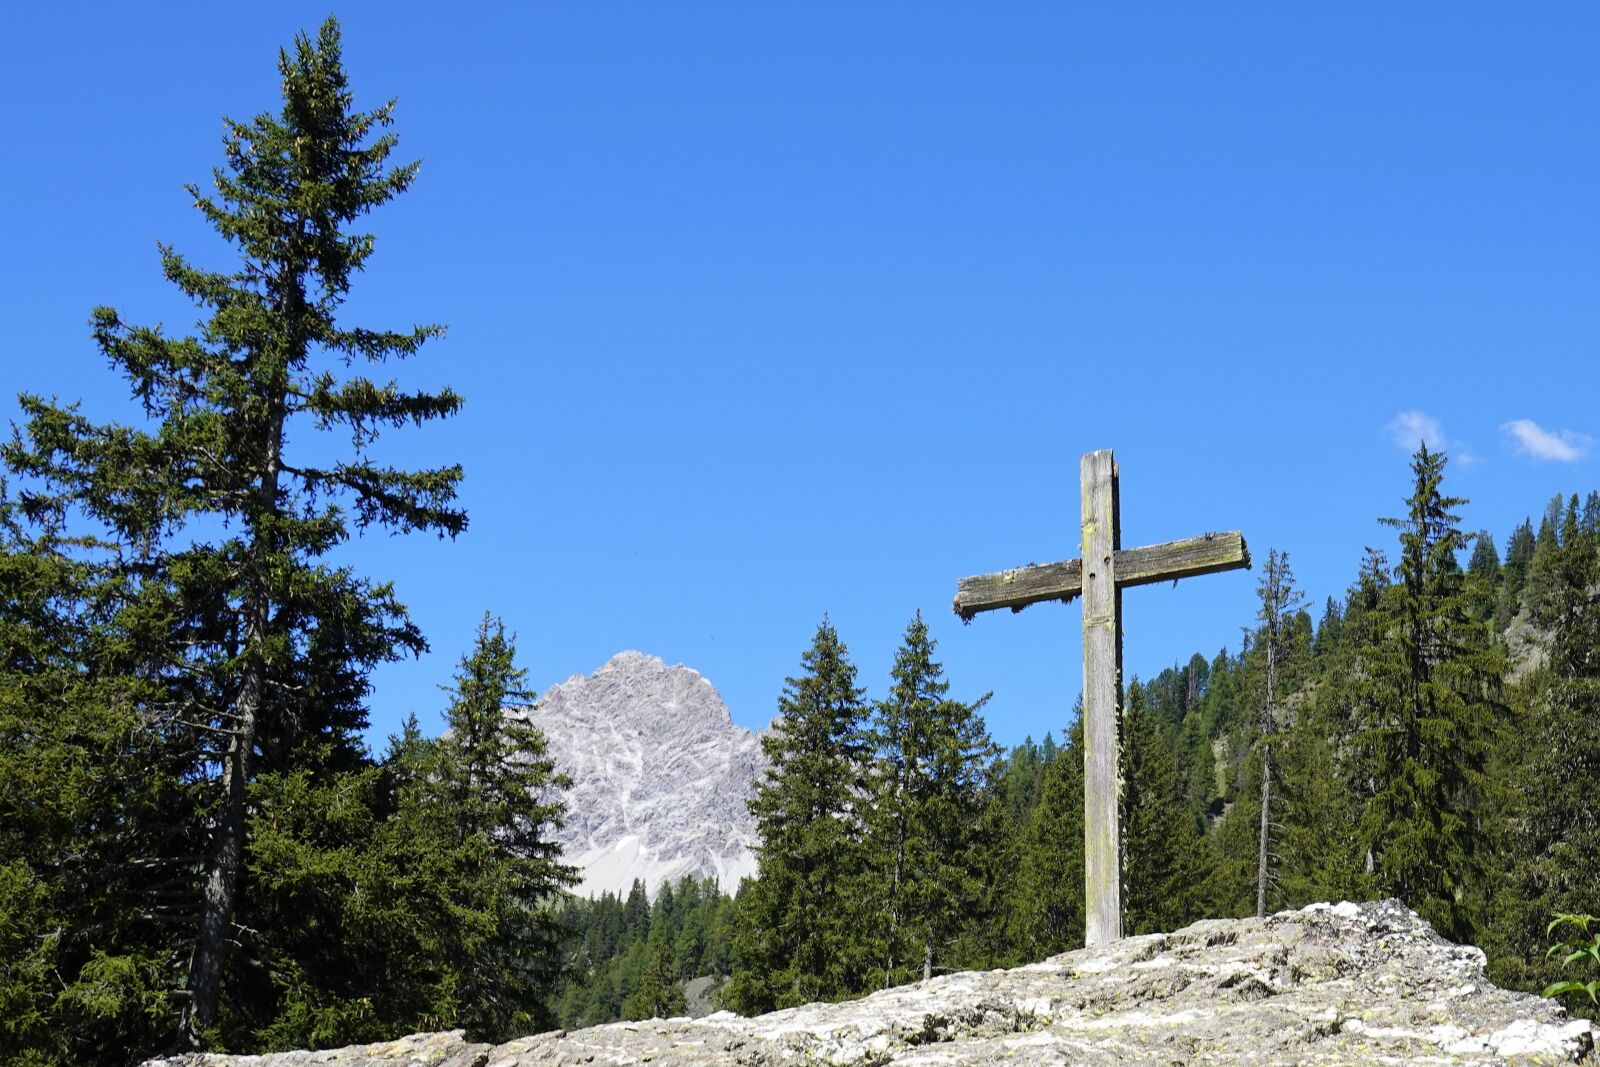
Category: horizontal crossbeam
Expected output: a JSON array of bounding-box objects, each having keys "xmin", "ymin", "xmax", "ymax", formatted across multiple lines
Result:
[{"xmin": 952, "ymin": 531, "xmax": 1250, "ymax": 620}]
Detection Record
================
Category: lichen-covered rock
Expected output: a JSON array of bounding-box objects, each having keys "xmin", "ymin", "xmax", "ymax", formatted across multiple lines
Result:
[
  {"xmin": 142, "ymin": 901, "xmax": 1598, "ymax": 1067},
  {"xmin": 143, "ymin": 1030, "xmax": 493, "ymax": 1066}
]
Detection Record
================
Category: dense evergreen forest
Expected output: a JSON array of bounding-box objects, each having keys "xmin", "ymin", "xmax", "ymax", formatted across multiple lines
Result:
[
  {"xmin": 2, "ymin": 16, "xmax": 1596, "ymax": 1067},
  {"xmin": 552, "ymin": 877, "xmax": 737, "ymax": 1029}
]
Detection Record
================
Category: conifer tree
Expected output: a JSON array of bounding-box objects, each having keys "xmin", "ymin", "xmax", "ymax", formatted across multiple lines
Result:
[
  {"xmin": 1122, "ymin": 682, "xmax": 1209, "ymax": 934},
  {"xmin": 1467, "ymin": 531, "xmax": 1502, "ymax": 623},
  {"xmin": 1011, "ymin": 717, "xmax": 1085, "ymax": 956},
  {"xmin": 1174, "ymin": 655, "xmax": 1219, "ymax": 816},
  {"xmin": 1311, "ymin": 596, "xmax": 1344, "ymax": 662},
  {"xmin": 622, "ymin": 937, "xmax": 687, "ymax": 1021},
  {"xmin": 430, "ymin": 614, "xmax": 577, "ymax": 1040},
  {"xmin": 1468, "ymin": 530, "xmax": 1500, "ymax": 582},
  {"xmin": 624, "ymin": 880, "xmax": 650, "ymax": 933},
  {"xmin": 1271, "ymin": 701, "xmax": 1367, "ymax": 908},
  {"xmin": 729, "ymin": 619, "xmax": 869, "ymax": 1012},
  {"xmin": 1250, "ymin": 549, "xmax": 1305, "ymax": 917},
  {"xmin": 0, "ymin": 506, "xmax": 196, "ymax": 1063},
  {"xmin": 952, "ymin": 771, "xmax": 1023, "ymax": 968},
  {"xmin": 555, "ymin": 876, "xmax": 734, "ymax": 1029},
  {"xmin": 1497, "ymin": 518, "xmax": 1536, "ymax": 630},
  {"xmin": 865, "ymin": 613, "xmax": 995, "ymax": 985},
  {"xmin": 4, "ymin": 19, "xmax": 464, "ymax": 1047},
  {"xmin": 1304, "ymin": 549, "xmax": 1397, "ymax": 893},
  {"xmin": 1359, "ymin": 445, "xmax": 1502, "ymax": 941},
  {"xmin": 1487, "ymin": 498, "xmax": 1600, "ymax": 1001}
]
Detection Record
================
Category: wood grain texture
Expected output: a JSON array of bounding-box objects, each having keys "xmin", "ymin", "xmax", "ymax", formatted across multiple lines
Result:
[
  {"xmin": 1116, "ymin": 531, "xmax": 1251, "ymax": 589},
  {"xmin": 951, "ymin": 558, "xmax": 1084, "ymax": 619},
  {"xmin": 1080, "ymin": 449, "xmax": 1123, "ymax": 947},
  {"xmin": 951, "ymin": 532, "xmax": 1249, "ymax": 618}
]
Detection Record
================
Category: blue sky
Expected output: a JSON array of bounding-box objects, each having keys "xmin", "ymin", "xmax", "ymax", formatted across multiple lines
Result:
[{"xmin": 3, "ymin": 5, "xmax": 1596, "ymax": 749}]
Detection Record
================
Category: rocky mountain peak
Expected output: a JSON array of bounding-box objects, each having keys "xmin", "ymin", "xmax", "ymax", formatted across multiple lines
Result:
[{"xmin": 511, "ymin": 651, "xmax": 765, "ymax": 898}]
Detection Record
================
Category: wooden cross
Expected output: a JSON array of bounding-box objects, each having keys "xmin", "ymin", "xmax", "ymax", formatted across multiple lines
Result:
[{"xmin": 952, "ymin": 449, "xmax": 1249, "ymax": 946}]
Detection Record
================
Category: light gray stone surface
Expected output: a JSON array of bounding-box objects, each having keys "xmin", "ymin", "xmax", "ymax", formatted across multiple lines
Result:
[{"xmin": 143, "ymin": 901, "xmax": 1597, "ymax": 1066}]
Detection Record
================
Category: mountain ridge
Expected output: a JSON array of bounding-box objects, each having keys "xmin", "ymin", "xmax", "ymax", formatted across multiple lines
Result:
[{"xmin": 514, "ymin": 650, "xmax": 765, "ymax": 897}]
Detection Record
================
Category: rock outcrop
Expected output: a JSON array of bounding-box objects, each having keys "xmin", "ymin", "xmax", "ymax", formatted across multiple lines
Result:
[
  {"xmin": 515, "ymin": 651, "xmax": 764, "ymax": 898},
  {"xmin": 143, "ymin": 900, "xmax": 1596, "ymax": 1066}
]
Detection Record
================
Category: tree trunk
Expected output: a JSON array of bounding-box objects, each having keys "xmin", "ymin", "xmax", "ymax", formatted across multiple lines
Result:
[
  {"xmin": 883, "ymin": 849, "xmax": 902, "ymax": 988},
  {"xmin": 883, "ymin": 807, "xmax": 905, "ymax": 989},
  {"xmin": 180, "ymin": 404, "xmax": 283, "ymax": 1045},
  {"xmin": 1256, "ymin": 741, "xmax": 1271, "ymax": 919},
  {"xmin": 180, "ymin": 654, "xmax": 262, "ymax": 1044},
  {"xmin": 922, "ymin": 933, "xmax": 933, "ymax": 983},
  {"xmin": 1257, "ymin": 601, "xmax": 1277, "ymax": 921}
]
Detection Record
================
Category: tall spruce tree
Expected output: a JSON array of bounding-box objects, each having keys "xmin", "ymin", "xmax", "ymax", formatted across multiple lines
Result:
[
  {"xmin": 865, "ymin": 613, "xmax": 995, "ymax": 985},
  {"xmin": 1360, "ymin": 445, "xmax": 1502, "ymax": 941},
  {"xmin": 3, "ymin": 19, "xmax": 464, "ymax": 1047},
  {"xmin": 1251, "ymin": 549, "xmax": 1305, "ymax": 917},
  {"xmin": 430, "ymin": 615, "xmax": 576, "ymax": 1040},
  {"xmin": 729, "ymin": 619, "xmax": 870, "ymax": 1012}
]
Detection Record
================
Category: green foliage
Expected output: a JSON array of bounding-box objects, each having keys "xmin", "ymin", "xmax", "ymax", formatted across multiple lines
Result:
[
  {"xmin": 865, "ymin": 613, "xmax": 996, "ymax": 985},
  {"xmin": 0, "ymin": 506, "xmax": 575, "ymax": 1059},
  {"xmin": 1485, "ymin": 501, "xmax": 1600, "ymax": 1017},
  {"xmin": 554, "ymin": 877, "xmax": 735, "ymax": 1029},
  {"xmin": 624, "ymin": 937, "xmax": 689, "ymax": 1021},
  {"xmin": 1497, "ymin": 518, "xmax": 1536, "ymax": 630},
  {"xmin": 1122, "ymin": 682, "xmax": 1208, "ymax": 934},
  {"xmin": 727, "ymin": 615, "xmax": 1006, "ymax": 1003},
  {"xmin": 409, "ymin": 617, "xmax": 576, "ymax": 1042},
  {"xmin": 0, "ymin": 510, "xmax": 191, "ymax": 1065},
  {"xmin": 2, "ymin": 15, "xmax": 469, "ymax": 1055},
  {"xmin": 258, "ymin": 770, "xmax": 442, "ymax": 1044},
  {"xmin": 1010, "ymin": 719, "xmax": 1086, "ymax": 958},
  {"xmin": 1543, "ymin": 915, "xmax": 1600, "ymax": 1007},
  {"xmin": 728, "ymin": 620, "xmax": 871, "ymax": 1012},
  {"xmin": 1354, "ymin": 446, "xmax": 1501, "ymax": 941}
]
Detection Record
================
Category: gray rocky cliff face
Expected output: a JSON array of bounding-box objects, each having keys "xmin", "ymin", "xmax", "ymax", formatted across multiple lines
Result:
[
  {"xmin": 513, "ymin": 650, "xmax": 764, "ymax": 898},
  {"xmin": 143, "ymin": 900, "xmax": 1596, "ymax": 1066}
]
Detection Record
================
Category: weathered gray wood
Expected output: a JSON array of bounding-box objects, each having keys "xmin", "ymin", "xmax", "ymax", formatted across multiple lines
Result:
[
  {"xmin": 1080, "ymin": 449, "xmax": 1122, "ymax": 947},
  {"xmin": 952, "ymin": 558, "xmax": 1084, "ymax": 619},
  {"xmin": 1117, "ymin": 531, "xmax": 1250, "ymax": 589},
  {"xmin": 952, "ymin": 532, "xmax": 1248, "ymax": 618}
]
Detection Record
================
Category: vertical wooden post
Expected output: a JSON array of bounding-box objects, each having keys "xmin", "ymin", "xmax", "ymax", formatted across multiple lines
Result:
[{"xmin": 1081, "ymin": 449, "xmax": 1123, "ymax": 946}]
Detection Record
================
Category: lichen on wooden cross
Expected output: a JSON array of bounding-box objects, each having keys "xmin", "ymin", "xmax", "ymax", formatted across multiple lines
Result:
[{"xmin": 952, "ymin": 449, "xmax": 1249, "ymax": 946}]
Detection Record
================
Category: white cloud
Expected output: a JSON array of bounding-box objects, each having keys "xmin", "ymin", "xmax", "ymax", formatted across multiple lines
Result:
[
  {"xmin": 1387, "ymin": 410, "xmax": 1447, "ymax": 452},
  {"xmin": 1501, "ymin": 419, "xmax": 1592, "ymax": 463}
]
